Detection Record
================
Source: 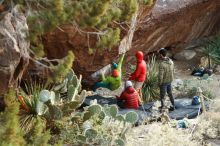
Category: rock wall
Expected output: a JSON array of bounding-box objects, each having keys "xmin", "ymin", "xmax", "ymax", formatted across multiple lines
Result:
[
  {"xmin": 132, "ymin": 0, "xmax": 220, "ymax": 54},
  {"xmin": 0, "ymin": 6, "xmax": 29, "ymax": 95},
  {"xmin": 43, "ymin": 0, "xmax": 220, "ymax": 87}
]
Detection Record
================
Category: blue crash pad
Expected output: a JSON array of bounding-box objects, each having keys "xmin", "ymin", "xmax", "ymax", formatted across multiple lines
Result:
[{"xmin": 83, "ymin": 95, "xmax": 209, "ymax": 121}]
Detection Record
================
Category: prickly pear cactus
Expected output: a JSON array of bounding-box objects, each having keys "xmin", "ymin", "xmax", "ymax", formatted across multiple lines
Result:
[
  {"xmin": 104, "ymin": 105, "xmax": 118, "ymax": 118},
  {"xmin": 60, "ymin": 104, "xmax": 139, "ymax": 146},
  {"xmin": 36, "ymin": 101, "xmax": 46, "ymax": 115},
  {"xmin": 67, "ymin": 85, "xmax": 75, "ymax": 100},
  {"xmin": 115, "ymin": 114, "xmax": 125, "ymax": 122},
  {"xmin": 84, "ymin": 129, "xmax": 98, "ymax": 139},
  {"xmin": 125, "ymin": 112, "xmax": 138, "ymax": 124},
  {"xmin": 87, "ymin": 104, "xmax": 102, "ymax": 115},
  {"xmin": 36, "ymin": 90, "xmax": 56, "ymax": 115},
  {"xmin": 83, "ymin": 111, "xmax": 93, "ymax": 122},
  {"xmin": 114, "ymin": 138, "xmax": 125, "ymax": 146},
  {"xmin": 62, "ymin": 101, "xmax": 81, "ymax": 115},
  {"xmin": 48, "ymin": 105, "xmax": 63, "ymax": 120},
  {"xmin": 39, "ymin": 90, "xmax": 51, "ymax": 102},
  {"xmin": 36, "ymin": 69, "xmax": 92, "ymax": 119}
]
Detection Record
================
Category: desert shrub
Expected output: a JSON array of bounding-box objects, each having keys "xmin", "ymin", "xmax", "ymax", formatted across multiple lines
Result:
[
  {"xmin": 193, "ymin": 100, "xmax": 220, "ymax": 142},
  {"xmin": 142, "ymin": 55, "xmax": 160, "ymax": 102},
  {"xmin": 174, "ymin": 78, "xmax": 216, "ymax": 99},
  {"xmin": 201, "ymin": 35, "xmax": 220, "ymax": 68},
  {"xmin": 24, "ymin": 118, "xmax": 52, "ymax": 146},
  {"xmin": 0, "ymin": 89, "xmax": 25, "ymax": 146}
]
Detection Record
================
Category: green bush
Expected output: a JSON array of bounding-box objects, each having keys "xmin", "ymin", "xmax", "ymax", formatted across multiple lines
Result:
[
  {"xmin": 0, "ymin": 89, "xmax": 25, "ymax": 146},
  {"xmin": 201, "ymin": 35, "xmax": 220, "ymax": 68}
]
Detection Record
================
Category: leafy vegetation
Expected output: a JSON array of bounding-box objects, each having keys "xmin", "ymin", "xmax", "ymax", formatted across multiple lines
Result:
[
  {"xmin": 201, "ymin": 35, "xmax": 220, "ymax": 68},
  {"xmin": 142, "ymin": 55, "xmax": 160, "ymax": 102},
  {"xmin": 0, "ymin": 89, "xmax": 25, "ymax": 146}
]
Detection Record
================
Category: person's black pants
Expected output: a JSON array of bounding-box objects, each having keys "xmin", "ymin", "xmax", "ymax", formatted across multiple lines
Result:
[
  {"xmin": 160, "ymin": 83, "xmax": 174, "ymax": 108},
  {"xmin": 117, "ymin": 99, "xmax": 125, "ymax": 109}
]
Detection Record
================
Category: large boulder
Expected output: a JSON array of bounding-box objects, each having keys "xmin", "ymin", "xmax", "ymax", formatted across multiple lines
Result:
[
  {"xmin": 173, "ymin": 50, "xmax": 197, "ymax": 61},
  {"xmin": 0, "ymin": 6, "xmax": 29, "ymax": 95},
  {"xmin": 43, "ymin": 0, "xmax": 220, "ymax": 87}
]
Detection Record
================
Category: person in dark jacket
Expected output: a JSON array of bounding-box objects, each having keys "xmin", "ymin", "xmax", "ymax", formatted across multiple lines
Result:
[
  {"xmin": 116, "ymin": 81, "xmax": 139, "ymax": 109},
  {"xmin": 158, "ymin": 48, "xmax": 175, "ymax": 111},
  {"xmin": 129, "ymin": 51, "xmax": 146, "ymax": 103}
]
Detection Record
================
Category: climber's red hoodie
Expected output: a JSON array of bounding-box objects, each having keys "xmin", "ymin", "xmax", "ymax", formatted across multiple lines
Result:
[
  {"xmin": 117, "ymin": 87, "xmax": 139, "ymax": 109},
  {"xmin": 129, "ymin": 51, "xmax": 146, "ymax": 82}
]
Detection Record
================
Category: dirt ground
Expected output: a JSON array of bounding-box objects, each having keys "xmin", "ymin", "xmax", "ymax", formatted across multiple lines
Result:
[{"xmin": 174, "ymin": 60, "xmax": 220, "ymax": 98}]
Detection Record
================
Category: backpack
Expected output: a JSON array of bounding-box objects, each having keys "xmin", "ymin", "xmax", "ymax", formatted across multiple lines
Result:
[{"xmin": 192, "ymin": 96, "xmax": 200, "ymax": 105}]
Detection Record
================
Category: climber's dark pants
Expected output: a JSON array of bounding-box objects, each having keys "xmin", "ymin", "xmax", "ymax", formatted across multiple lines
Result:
[
  {"xmin": 160, "ymin": 83, "xmax": 175, "ymax": 108},
  {"xmin": 92, "ymin": 82, "xmax": 110, "ymax": 91}
]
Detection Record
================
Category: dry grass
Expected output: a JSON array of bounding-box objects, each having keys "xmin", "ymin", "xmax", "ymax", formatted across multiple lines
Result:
[{"xmin": 126, "ymin": 100, "xmax": 220, "ymax": 146}]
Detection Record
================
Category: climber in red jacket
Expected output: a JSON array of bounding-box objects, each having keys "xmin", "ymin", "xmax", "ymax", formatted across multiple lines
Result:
[
  {"xmin": 116, "ymin": 81, "xmax": 139, "ymax": 109},
  {"xmin": 129, "ymin": 51, "xmax": 146, "ymax": 104}
]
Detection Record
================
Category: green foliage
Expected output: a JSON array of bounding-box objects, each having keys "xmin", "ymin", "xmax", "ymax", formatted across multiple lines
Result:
[
  {"xmin": 25, "ymin": 118, "xmax": 51, "ymax": 146},
  {"xmin": 120, "ymin": 0, "xmax": 138, "ymax": 21},
  {"xmin": 203, "ymin": 90, "xmax": 214, "ymax": 99},
  {"xmin": 2, "ymin": 0, "xmax": 139, "ymax": 57},
  {"xmin": 201, "ymin": 35, "xmax": 220, "ymax": 68},
  {"xmin": 96, "ymin": 28, "xmax": 120, "ymax": 49},
  {"xmin": 142, "ymin": 0, "xmax": 154, "ymax": 5},
  {"xmin": 142, "ymin": 55, "xmax": 160, "ymax": 102},
  {"xmin": 0, "ymin": 89, "xmax": 25, "ymax": 146},
  {"xmin": 51, "ymin": 51, "xmax": 74, "ymax": 83}
]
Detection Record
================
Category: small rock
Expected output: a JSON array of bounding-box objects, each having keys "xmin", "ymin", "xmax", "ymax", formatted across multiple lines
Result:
[
  {"xmin": 213, "ymin": 65, "xmax": 220, "ymax": 75},
  {"xmin": 172, "ymin": 79, "xmax": 184, "ymax": 87}
]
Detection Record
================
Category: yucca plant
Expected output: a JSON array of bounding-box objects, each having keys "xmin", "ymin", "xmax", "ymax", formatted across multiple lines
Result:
[
  {"xmin": 142, "ymin": 55, "xmax": 160, "ymax": 102},
  {"xmin": 18, "ymin": 80, "xmax": 47, "ymax": 133},
  {"xmin": 201, "ymin": 35, "xmax": 220, "ymax": 69}
]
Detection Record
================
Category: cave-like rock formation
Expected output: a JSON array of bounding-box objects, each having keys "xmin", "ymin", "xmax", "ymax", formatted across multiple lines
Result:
[{"xmin": 43, "ymin": 0, "xmax": 220, "ymax": 87}]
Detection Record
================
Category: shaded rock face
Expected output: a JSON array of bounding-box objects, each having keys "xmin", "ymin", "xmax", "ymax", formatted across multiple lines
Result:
[
  {"xmin": 0, "ymin": 6, "xmax": 29, "ymax": 95},
  {"xmin": 132, "ymin": 0, "xmax": 220, "ymax": 54},
  {"xmin": 43, "ymin": 0, "xmax": 220, "ymax": 88}
]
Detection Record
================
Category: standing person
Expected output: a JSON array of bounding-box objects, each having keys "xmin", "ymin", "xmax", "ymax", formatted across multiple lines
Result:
[
  {"xmin": 116, "ymin": 81, "xmax": 139, "ymax": 109},
  {"xmin": 129, "ymin": 51, "xmax": 146, "ymax": 104},
  {"xmin": 158, "ymin": 48, "xmax": 175, "ymax": 111}
]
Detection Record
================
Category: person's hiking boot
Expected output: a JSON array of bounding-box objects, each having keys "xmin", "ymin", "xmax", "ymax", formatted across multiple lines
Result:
[{"xmin": 169, "ymin": 106, "xmax": 175, "ymax": 111}]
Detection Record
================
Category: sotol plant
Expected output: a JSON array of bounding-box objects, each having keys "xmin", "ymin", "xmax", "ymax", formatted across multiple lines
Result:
[
  {"xmin": 142, "ymin": 55, "xmax": 160, "ymax": 102},
  {"xmin": 201, "ymin": 35, "xmax": 220, "ymax": 69}
]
